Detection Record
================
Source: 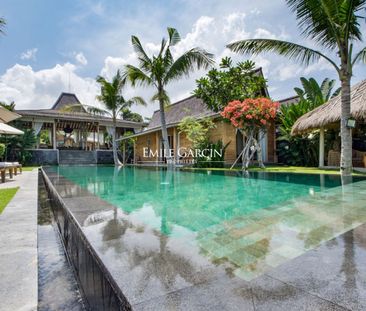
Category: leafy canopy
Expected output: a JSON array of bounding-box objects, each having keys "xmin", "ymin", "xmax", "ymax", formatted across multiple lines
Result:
[
  {"xmin": 96, "ymin": 70, "xmax": 146, "ymax": 120},
  {"xmin": 178, "ymin": 117, "xmax": 215, "ymax": 148},
  {"xmin": 193, "ymin": 57, "xmax": 267, "ymax": 113}
]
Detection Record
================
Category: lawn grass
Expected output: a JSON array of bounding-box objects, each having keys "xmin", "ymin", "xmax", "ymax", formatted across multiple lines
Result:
[
  {"xmin": 22, "ymin": 166, "xmax": 39, "ymax": 171},
  {"xmin": 182, "ymin": 165, "xmax": 366, "ymax": 176},
  {"xmin": 0, "ymin": 187, "xmax": 19, "ymax": 214}
]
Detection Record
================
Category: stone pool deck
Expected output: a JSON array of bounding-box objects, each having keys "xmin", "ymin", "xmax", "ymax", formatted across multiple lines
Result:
[
  {"xmin": 43, "ymin": 166, "xmax": 366, "ymax": 311},
  {"xmin": 0, "ymin": 170, "xmax": 38, "ymax": 311}
]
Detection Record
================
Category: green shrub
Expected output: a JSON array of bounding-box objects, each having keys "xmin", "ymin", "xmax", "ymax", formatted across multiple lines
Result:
[
  {"xmin": 0, "ymin": 143, "xmax": 5, "ymax": 159},
  {"xmin": 194, "ymin": 140, "xmax": 230, "ymax": 168}
]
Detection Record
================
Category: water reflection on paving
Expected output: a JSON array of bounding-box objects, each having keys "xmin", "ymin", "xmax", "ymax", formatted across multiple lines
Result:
[{"xmin": 197, "ymin": 180, "xmax": 366, "ymax": 281}]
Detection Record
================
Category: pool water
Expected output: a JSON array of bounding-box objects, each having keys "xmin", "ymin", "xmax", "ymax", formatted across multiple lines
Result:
[
  {"xmin": 50, "ymin": 165, "xmax": 366, "ymax": 280},
  {"xmin": 53, "ymin": 166, "xmax": 345, "ymax": 233}
]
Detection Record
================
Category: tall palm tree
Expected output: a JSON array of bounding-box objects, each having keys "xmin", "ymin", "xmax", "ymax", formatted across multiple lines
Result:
[
  {"xmin": 227, "ymin": 0, "xmax": 366, "ymax": 176},
  {"xmin": 124, "ymin": 27, "xmax": 214, "ymax": 164},
  {"xmin": 96, "ymin": 70, "xmax": 146, "ymax": 166}
]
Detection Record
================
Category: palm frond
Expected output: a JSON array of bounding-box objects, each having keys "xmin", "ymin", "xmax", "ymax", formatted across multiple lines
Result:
[
  {"xmin": 126, "ymin": 96, "xmax": 147, "ymax": 107},
  {"xmin": 286, "ymin": 0, "xmax": 364, "ymax": 49},
  {"xmin": 167, "ymin": 27, "xmax": 181, "ymax": 46},
  {"xmin": 151, "ymin": 89, "xmax": 170, "ymax": 106},
  {"xmin": 352, "ymin": 47, "xmax": 366, "ymax": 66},
  {"xmin": 227, "ymin": 39, "xmax": 339, "ymax": 71},
  {"xmin": 86, "ymin": 106, "xmax": 110, "ymax": 116},
  {"xmin": 131, "ymin": 36, "xmax": 151, "ymax": 65},
  {"xmin": 164, "ymin": 48, "xmax": 214, "ymax": 83},
  {"xmin": 123, "ymin": 65, "xmax": 153, "ymax": 87}
]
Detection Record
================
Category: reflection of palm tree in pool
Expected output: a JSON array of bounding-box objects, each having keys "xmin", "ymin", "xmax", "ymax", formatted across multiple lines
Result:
[
  {"xmin": 341, "ymin": 230, "xmax": 358, "ymax": 300},
  {"xmin": 129, "ymin": 230, "xmax": 198, "ymax": 292}
]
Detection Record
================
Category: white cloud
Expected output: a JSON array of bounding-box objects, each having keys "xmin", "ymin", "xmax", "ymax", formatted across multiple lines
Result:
[
  {"xmin": 74, "ymin": 52, "xmax": 88, "ymax": 66},
  {"xmin": 276, "ymin": 64, "xmax": 303, "ymax": 81},
  {"xmin": 0, "ymin": 63, "xmax": 99, "ymax": 110},
  {"xmin": 20, "ymin": 48, "xmax": 38, "ymax": 61}
]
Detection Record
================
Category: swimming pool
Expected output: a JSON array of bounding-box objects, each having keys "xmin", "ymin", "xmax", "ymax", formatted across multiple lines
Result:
[{"xmin": 47, "ymin": 165, "xmax": 366, "ymax": 281}]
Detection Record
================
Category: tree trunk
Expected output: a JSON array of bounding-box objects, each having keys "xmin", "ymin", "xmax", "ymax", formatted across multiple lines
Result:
[
  {"xmin": 340, "ymin": 74, "xmax": 352, "ymax": 177},
  {"xmin": 159, "ymin": 98, "xmax": 173, "ymax": 165},
  {"xmin": 112, "ymin": 118, "xmax": 122, "ymax": 166}
]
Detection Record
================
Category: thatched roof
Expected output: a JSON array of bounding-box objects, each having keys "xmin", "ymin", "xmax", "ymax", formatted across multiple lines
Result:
[
  {"xmin": 292, "ymin": 79, "xmax": 366, "ymax": 135},
  {"xmin": 52, "ymin": 92, "xmax": 87, "ymax": 111}
]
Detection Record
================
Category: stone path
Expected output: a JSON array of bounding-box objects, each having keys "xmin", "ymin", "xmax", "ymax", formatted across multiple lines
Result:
[{"xmin": 0, "ymin": 170, "xmax": 38, "ymax": 311}]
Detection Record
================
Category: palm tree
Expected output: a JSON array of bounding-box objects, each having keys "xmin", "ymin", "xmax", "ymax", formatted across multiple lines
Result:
[
  {"xmin": 227, "ymin": 0, "xmax": 366, "ymax": 176},
  {"xmin": 96, "ymin": 70, "xmax": 146, "ymax": 166},
  {"xmin": 124, "ymin": 27, "xmax": 214, "ymax": 164},
  {"xmin": 0, "ymin": 17, "xmax": 5, "ymax": 35}
]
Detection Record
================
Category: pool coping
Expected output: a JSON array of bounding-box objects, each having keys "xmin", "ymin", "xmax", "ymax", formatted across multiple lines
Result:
[{"xmin": 41, "ymin": 167, "xmax": 132, "ymax": 310}]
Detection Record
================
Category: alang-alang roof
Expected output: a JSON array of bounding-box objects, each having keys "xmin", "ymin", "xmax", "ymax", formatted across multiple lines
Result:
[
  {"xmin": 15, "ymin": 92, "xmax": 144, "ymax": 128},
  {"xmin": 292, "ymin": 80, "xmax": 366, "ymax": 135}
]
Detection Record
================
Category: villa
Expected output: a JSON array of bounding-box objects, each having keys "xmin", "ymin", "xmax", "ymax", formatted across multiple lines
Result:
[{"xmin": 121, "ymin": 69, "xmax": 283, "ymax": 166}]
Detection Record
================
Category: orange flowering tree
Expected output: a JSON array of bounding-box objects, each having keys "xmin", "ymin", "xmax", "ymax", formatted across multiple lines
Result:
[{"xmin": 221, "ymin": 97, "xmax": 279, "ymax": 169}]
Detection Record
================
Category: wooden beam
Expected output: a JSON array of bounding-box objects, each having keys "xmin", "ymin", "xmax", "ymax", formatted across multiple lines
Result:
[{"xmin": 319, "ymin": 127, "xmax": 325, "ymax": 167}]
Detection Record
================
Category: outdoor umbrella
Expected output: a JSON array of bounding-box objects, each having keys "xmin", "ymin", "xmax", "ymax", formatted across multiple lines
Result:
[
  {"xmin": 0, "ymin": 122, "xmax": 24, "ymax": 135},
  {"xmin": 0, "ymin": 106, "xmax": 21, "ymax": 123}
]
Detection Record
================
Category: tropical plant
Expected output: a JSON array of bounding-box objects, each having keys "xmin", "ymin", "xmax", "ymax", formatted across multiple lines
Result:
[
  {"xmin": 178, "ymin": 117, "xmax": 215, "ymax": 148},
  {"xmin": 0, "ymin": 101, "xmax": 15, "ymax": 111},
  {"xmin": 0, "ymin": 143, "xmax": 5, "ymax": 159},
  {"xmin": 195, "ymin": 140, "xmax": 230, "ymax": 168},
  {"xmin": 0, "ymin": 128, "xmax": 36, "ymax": 164},
  {"xmin": 295, "ymin": 77, "xmax": 340, "ymax": 108},
  {"xmin": 221, "ymin": 98, "xmax": 279, "ymax": 169},
  {"xmin": 96, "ymin": 70, "xmax": 146, "ymax": 166},
  {"xmin": 124, "ymin": 27, "xmax": 214, "ymax": 164},
  {"xmin": 121, "ymin": 108, "xmax": 144, "ymax": 122},
  {"xmin": 194, "ymin": 57, "xmax": 267, "ymax": 112},
  {"xmin": 278, "ymin": 100, "xmax": 320, "ymax": 166},
  {"xmin": 227, "ymin": 0, "xmax": 366, "ymax": 176},
  {"xmin": 278, "ymin": 77, "xmax": 341, "ymax": 166}
]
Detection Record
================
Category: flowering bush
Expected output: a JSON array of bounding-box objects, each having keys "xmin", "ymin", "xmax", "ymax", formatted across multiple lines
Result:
[{"xmin": 220, "ymin": 98, "xmax": 279, "ymax": 130}]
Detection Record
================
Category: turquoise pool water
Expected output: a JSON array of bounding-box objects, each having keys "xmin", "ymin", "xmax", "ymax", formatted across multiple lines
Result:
[{"xmin": 51, "ymin": 165, "xmax": 359, "ymax": 234}]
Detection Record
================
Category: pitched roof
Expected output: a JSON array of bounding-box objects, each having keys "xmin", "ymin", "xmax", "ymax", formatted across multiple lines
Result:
[
  {"xmin": 146, "ymin": 96, "xmax": 217, "ymax": 130},
  {"xmin": 278, "ymin": 95, "xmax": 300, "ymax": 106},
  {"xmin": 292, "ymin": 80, "xmax": 366, "ymax": 135},
  {"xmin": 51, "ymin": 92, "xmax": 86, "ymax": 112},
  {"xmin": 15, "ymin": 108, "xmax": 143, "ymax": 128}
]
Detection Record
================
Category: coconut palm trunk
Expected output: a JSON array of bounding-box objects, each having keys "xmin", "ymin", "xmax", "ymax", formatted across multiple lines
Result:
[
  {"xmin": 112, "ymin": 115, "xmax": 122, "ymax": 166},
  {"xmin": 340, "ymin": 73, "xmax": 353, "ymax": 176},
  {"xmin": 159, "ymin": 101, "xmax": 172, "ymax": 164}
]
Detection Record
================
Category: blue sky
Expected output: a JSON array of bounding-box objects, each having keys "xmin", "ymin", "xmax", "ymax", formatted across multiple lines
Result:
[{"xmin": 0, "ymin": 0, "xmax": 365, "ymax": 117}]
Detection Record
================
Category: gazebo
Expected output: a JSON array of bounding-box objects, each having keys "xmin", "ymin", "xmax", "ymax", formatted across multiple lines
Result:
[{"xmin": 292, "ymin": 80, "xmax": 366, "ymax": 168}]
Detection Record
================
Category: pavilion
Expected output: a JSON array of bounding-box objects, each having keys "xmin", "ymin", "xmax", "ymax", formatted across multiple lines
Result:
[
  {"xmin": 13, "ymin": 92, "xmax": 145, "ymax": 164},
  {"xmin": 292, "ymin": 80, "xmax": 366, "ymax": 168}
]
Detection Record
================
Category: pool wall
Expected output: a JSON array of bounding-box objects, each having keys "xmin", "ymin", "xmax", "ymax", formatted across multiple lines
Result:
[{"xmin": 40, "ymin": 168, "xmax": 132, "ymax": 311}]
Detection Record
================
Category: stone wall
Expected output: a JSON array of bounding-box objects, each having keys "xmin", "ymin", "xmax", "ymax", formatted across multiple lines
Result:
[{"xmin": 27, "ymin": 149, "xmax": 59, "ymax": 165}]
